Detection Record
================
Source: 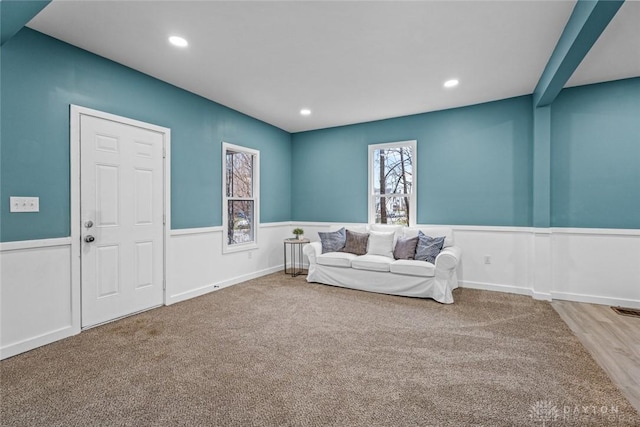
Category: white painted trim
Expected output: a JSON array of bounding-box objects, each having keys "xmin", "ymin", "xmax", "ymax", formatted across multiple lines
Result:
[
  {"xmin": 532, "ymin": 228, "xmax": 552, "ymax": 235},
  {"xmin": 459, "ymin": 280, "xmax": 533, "ymax": 297},
  {"xmin": 287, "ymin": 222, "xmax": 537, "ymax": 234},
  {"xmin": 163, "ymin": 128, "xmax": 172, "ymax": 305},
  {"xmin": 551, "ymin": 292, "xmax": 640, "ymax": 309},
  {"xmin": 222, "ymin": 142, "xmax": 260, "ymax": 254},
  {"xmin": 170, "ymin": 226, "xmax": 223, "ymax": 236},
  {"xmin": 550, "ymin": 227, "xmax": 640, "ymax": 236},
  {"xmin": 367, "ymin": 140, "xmax": 417, "ymax": 227},
  {"xmin": 70, "ymin": 105, "xmax": 171, "ymax": 329},
  {"xmin": 451, "ymin": 225, "xmax": 535, "ymax": 233},
  {"xmin": 279, "ymin": 222, "xmax": 640, "ymax": 237},
  {"xmin": 70, "ymin": 105, "xmax": 82, "ymax": 337},
  {"xmin": 260, "ymin": 221, "xmax": 291, "ymax": 229},
  {"xmin": 532, "ymin": 292, "xmax": 553, "ymax": 301},
  {"xmin": 0, "ymin": 237, "xmax": 72, "ymax": 252},
  {"xmin": 0, "ymin": 325, "xmax": 75, "ymax": 360},
  {"xmin": 166, "ymin": 265, "xmax": 282, "ymax": 305},
  {"xmin": 169, "ymin": 222, "xmax": 290, "ymax": 237}
]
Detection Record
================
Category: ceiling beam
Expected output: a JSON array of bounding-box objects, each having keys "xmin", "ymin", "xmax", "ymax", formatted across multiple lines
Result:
[
  {"xmin": 533, "ymin": 0, "xmax": 624, "ymax": 107},
  {"xmin": 1, "ymin": 0, "xmax": 51, "ymax": 46}
]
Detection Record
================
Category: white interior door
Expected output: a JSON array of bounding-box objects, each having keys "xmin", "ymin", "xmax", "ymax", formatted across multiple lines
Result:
[{"xmin": 80, "ymin": 114, "xmax": 165, "ymax": 328}]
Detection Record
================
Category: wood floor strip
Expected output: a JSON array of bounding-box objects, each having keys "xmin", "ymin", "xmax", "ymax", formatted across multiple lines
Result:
[{"xmin": 553, "ymin": 300, "xmax": 640, "ymax": 413}]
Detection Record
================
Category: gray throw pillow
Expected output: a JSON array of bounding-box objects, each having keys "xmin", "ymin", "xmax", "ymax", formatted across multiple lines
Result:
[
  {"xmin": 393, "ymin": 236, "xmax": 419, "ymax": 260},
  {"xmin": 342, "ymin": 229, "xmax": 369, "ymax": 255},
  {"xmin": 415, "ymin": 231, "xmax": 445, "ymax": 263},
  {"xmin": 318, "ymin": 228, "xmax": 346, "ymax": 253}
]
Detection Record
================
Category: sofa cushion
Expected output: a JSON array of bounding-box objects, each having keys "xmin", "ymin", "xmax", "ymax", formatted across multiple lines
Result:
[
  {"xmin": 346, "ymin": 225, "xmax": 369, "ymax": 234},
  {"xmin": 316, "ymin": 251, "xmax": 358, "ymax": 268},
  {"xmin": 393, "ymin": 236, "xmax": 419, "ymax": 260},
  {"xmin": 343, "ymin": 230, "xmax": 369, "ymax": 255},
  {"xmin": 366, "ymin": 231, "xmax": 395, "ymax": 258},
  {"xmin": 390, "ymin": 260, "xmax": 436, "ymax": 277},
  {"xmin": 318, "ymin": 227, "xmax": 346, "ymax": 254},
  {"xmin": 369, "ymin": 224, "xmax": 403, "ymax": 243},
  {"xmin": 351, "ymin": 254, "xmax": 393, "ymax": 272},
  {"xmin": 415, "ymin": 231, "xmax": 445, "ymax": 263}
]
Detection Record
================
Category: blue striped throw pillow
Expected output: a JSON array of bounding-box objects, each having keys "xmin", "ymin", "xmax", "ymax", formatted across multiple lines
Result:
[{"xmin": 415, "ymin": 231, "xmax": 445, "ymax": 263}]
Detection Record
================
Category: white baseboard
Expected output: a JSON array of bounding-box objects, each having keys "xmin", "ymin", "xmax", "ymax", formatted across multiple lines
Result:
[
  {"xmin": 1, "ymin": 325, "xmax": 75, "ymax": 360},
  {"xmin": 459, "ymin": 280, "xmax": 533, "ymax": 297},
  {"xmin": 532, "ymin": 292, "xmax": 552, "ymax": 301},
  {"xmin": 551, "ymin": 291, "xmax": 640, "ymax": 309},
  {"xmin": 0, "ymin": 237, "xmax": 72, "ymax": 251},
  {"xmin": 167, "ymin": 265, "xmax": 284, "ymax": 305}
]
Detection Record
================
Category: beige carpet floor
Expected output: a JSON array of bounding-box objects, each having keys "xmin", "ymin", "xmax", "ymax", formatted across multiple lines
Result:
[{"xmin": 1, "ymin": 274, "xmax": 639, "ymax": 426}]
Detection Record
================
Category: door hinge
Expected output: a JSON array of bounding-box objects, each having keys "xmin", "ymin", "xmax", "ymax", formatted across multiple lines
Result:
[
  {"xmin": 162, "ymin": 147, "xmax": 166, "ymax": 158},
  {"xmin": 163, "ymin": 214, "xmax": 166, "ymax": 225}
]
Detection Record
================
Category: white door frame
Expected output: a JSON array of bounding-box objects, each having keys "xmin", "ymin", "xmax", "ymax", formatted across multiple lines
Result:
[{"xmin": 70, "ymin": 105, "xmax": 171, "ymax": 333}]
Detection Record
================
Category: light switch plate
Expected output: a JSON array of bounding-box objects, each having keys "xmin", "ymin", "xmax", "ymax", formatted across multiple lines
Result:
[{"xmin": 10, "ymin": 197, "xmax": 40, "ymax": 212}]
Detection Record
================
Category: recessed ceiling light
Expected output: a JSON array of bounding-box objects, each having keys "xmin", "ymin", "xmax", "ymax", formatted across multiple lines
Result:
[
  {"xmin": 169, "ymin": 36, "xmax": 188, "ymax": 48},
  {"xmin": 300, "ymin": 109, "xmax": 311, "ymax": 116},
  {"xmin": 444, "ymin": 79, "xmax": 459, "ymax": 88}
]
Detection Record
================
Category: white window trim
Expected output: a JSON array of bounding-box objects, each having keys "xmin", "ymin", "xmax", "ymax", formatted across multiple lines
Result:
[
  {"xmin": 222, "ymin": 142, "xmax": 260, "ymax": 254},
  {"xmin": 368, "ymin": 140, "xmax": 417, "ymax": 227}
]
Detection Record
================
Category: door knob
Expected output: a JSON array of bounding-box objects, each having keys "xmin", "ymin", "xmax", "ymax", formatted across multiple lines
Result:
[
  {"xmin": 84, "ymin": 220, "xmax": 94, "ymax": 228},
  {"xmin": 84, "ymin": 235, "xmax": 95, "ymax": 243}
]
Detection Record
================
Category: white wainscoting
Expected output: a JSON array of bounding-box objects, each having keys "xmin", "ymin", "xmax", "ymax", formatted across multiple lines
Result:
[
  {"xmin": 166, "ymin": 222, "xmax": 291, "ymax": 305},
  {"xmin": 0, "ymin": 238, "xmax": 77, "ymax": 360},
  {"xmin": 292, "ymin": 222, "xmax": 640, "ymax": 308},
  {"xmin": 0, "ymin": 223, "xmax": 292, "ymax": 360},
  {"xmin": 451, "ymin": 226, "xmax": 534, "ymax": 297},
  {"xmin": 550, "ymin": 229, "xmax": 640, "ymax": 308},
  {"xmin": 2, "ymin": 223, "xmax": 638, "ymax": 359}
]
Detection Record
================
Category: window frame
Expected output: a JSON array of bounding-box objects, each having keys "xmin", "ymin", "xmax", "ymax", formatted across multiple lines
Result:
[
  {"xmin": 367, "ymin": 140, "xmax": 417, "ymax": 227},
  {"xmin": 222, "ymin": 142, "xmax": 260, "ymax": 254}
]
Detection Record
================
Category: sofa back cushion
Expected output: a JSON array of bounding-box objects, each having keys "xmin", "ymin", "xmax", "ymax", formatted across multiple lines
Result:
[
  {"xmin": 369, "ymin": 224, "xmax": 403, "ymax": 243},
  {"xmin": 366, "ymin": 231, "xmax": 395, "ymax": 258}
]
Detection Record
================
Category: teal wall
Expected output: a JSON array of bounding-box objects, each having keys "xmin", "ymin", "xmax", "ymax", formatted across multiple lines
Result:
[
  {"xmin": 551, "ymin": 77, "xmax": 640, "ymax": 229},
  {"xmin": 2, "ymin": 29, "xmax": 638, "ymax": 242},
  {"xmin": 0, "ymin": 28, "xmax": 291, "ymax": 242},
  {"xmin": 291, "ymin": 96, "xmax": 534, "ymax": 226},
  {"xmin": 0, "ymin": 0, "xmax": 50, "ymax": 46}
]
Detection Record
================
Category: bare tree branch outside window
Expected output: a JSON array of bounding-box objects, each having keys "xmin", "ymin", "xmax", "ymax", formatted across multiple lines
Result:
[
  {"xmin": 372, "ymin": 146, "xmax": 413, "ymax": 225},
  {"xmin": 226, "ymin": 150, "xmax": 255, "ymax": 245}
]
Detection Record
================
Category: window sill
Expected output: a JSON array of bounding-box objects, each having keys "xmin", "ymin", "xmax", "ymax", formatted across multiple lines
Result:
[{"xmin": 223, "ymin": 242, "xmax": 258, "ymax": 254}]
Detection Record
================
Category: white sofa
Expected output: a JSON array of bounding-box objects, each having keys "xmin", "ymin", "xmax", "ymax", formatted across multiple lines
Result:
[{"xmin": 303, "ymin": 225, "xmax": 462, "ymax": 304}]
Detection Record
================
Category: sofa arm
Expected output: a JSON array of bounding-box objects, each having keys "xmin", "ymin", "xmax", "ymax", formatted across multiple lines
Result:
[
  {"xmin": 435, "ymin": 245, "xmax": 462, "ymax": 271},
  {"xmin": 303, "ymin": 242, "xmax": 322, "ymax": 265}
]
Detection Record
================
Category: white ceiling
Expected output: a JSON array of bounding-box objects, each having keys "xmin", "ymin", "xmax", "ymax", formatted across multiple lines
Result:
[{"xmin": 27, "ymin": 1, "xmax": 640, "ymax": 133}]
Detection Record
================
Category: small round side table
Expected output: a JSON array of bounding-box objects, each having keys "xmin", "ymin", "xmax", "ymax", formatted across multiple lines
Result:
[{"xmin": 283, "ymin": 238, "xmax": 310, "ymax": 277}]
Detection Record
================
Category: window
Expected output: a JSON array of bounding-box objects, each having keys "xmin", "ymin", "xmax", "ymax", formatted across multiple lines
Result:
[
  {"xmin": 223, "ymin": 142, "xmax": 259, "ymax": 252},
  {"xmin": 368, "ymin": 140, "xmax": 416, "ymax": 226}
]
